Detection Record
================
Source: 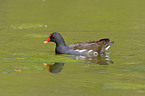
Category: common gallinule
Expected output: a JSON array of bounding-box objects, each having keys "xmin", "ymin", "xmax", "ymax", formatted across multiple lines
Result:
[{"xmin": 44, "ymin": 32, "xmax": 114, "ymax": 56}]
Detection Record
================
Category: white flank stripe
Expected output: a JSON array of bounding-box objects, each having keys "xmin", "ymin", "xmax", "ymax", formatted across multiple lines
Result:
[
  {"xmin": 88, "ymin": 50, "xmax": 93, "ymax": 53},
  {"xmin": 75, "ymin": 49, "xmax": 87, "ymax": 53}
]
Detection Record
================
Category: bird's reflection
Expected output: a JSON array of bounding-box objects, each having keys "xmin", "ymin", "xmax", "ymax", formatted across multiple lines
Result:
[
  {"xmin": 43, "ymin": 62, "xmax": 64, "ymax": 74},
  {"xmin": 44, "ymin": 53, "xmax": 113, "ymax": 74},
  {"xmin": 67, "ymin": 53, "xmax": 113, "ymax": 65}
]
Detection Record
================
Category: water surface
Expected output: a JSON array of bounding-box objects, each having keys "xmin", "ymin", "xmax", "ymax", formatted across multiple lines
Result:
[{"xmin": 0, "ymin": 0, "xmax": 145, "ymax": 96}]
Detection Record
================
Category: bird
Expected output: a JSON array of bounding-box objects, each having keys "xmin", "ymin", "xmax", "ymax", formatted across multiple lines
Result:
[{"xmin": 44, "ymin": 32, "xmax": 114, "ymax": 56}]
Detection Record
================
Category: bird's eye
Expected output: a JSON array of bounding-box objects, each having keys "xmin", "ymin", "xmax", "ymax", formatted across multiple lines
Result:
[{"xmin": 51, "ymin": 35, "xmax": 54, "ymax": 39}]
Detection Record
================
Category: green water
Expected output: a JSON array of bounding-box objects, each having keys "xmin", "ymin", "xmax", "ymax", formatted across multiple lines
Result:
[{"xmin": 0, "ymin": 0, "xmax": 145, "ymax": 96}]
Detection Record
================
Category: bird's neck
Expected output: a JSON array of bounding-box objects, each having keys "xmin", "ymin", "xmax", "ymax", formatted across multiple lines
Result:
[{"xmin": 55, "ymin": 37, "xmax": 66, "ymax": 47}]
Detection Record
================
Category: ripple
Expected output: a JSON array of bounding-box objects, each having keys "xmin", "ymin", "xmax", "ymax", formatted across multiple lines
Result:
[
  {"xmin": 103, "ymin": 83, "xmax": 145, "ymax": 90},
  {"xmin": 25, "ymin": 34, "xmax": 48, "ymax": 38},
  {"xmin": 2, "ymin": 23, "xmax": 47, "ymax": 29}
]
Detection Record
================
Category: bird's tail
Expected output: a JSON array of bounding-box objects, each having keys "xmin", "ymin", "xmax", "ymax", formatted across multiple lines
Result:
[{"xmin": 99, "ymin": 39, "xmax": 114, "ymax": 53}]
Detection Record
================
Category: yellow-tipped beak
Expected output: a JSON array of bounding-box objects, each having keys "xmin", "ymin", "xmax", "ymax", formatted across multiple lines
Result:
[
  {"xmin": 44, "ymin": 41, "xmax": 48, "ymax": 44},
  {"xmin": 43, "ymin": 63, "xmax": 47, "ymax": 66}
]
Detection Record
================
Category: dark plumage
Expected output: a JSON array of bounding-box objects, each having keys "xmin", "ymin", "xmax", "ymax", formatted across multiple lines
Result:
[{"xmin": 44, "ymin": 32, "xmax": 114, "ymax": 56}]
